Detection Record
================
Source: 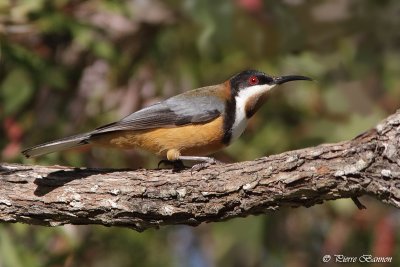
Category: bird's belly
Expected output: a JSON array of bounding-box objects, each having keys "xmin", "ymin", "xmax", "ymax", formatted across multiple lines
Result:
[{"xmin": 90, "ymin": 117, "xmax": 225, "ymax": 156}]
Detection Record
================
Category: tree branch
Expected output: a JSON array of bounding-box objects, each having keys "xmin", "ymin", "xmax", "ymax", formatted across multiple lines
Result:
[{"xmin": 1, "ymin": 110, "xmax": 400, "ymax": 231}]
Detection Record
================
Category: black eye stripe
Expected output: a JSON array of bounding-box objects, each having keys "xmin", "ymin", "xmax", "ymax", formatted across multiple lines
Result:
[
  {"xmin": 258, "ymin": 75, "xmax": 273, "ymax": 85},
  {"xmin": 229, "ymin": 70, "xmax": 274, "ymax": 95}
]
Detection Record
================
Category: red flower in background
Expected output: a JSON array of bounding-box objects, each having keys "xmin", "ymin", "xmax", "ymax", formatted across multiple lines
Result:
[
  {"xmin": 2, "ymin": 117, "xmax": 23, "ymax": 159},
  {"xmin": 237, "ymin": 0, "xmax": 263, "ymax": 12}
]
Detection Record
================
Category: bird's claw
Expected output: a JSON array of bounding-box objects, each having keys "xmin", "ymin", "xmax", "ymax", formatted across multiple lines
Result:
[
  {"xmin": 158, "ymin": 158, "xmax": 221, "ymax": 173},
  {"xmin": 190, "ymin": 159, "xmax": 221, "ymax": 174}
]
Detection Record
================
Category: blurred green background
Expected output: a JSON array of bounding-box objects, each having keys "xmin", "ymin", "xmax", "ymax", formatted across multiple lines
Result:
[{"xmin": 1, "ymin": 0, "xmax": 400, "ymax": 266}]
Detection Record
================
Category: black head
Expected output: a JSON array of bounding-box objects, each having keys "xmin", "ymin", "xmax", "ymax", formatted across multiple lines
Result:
[{"xmin": 229, "ymin": 69, "xmax": 312, "ymax": 94}]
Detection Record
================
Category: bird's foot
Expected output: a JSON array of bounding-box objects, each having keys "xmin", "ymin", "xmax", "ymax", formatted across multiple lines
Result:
[
  {"xmin": 190, "ymin": 161, "xmax": 219, "ymax": 173},
  {"xmin": 158, "ymin": 156, "xmax": 221, "ymax": 173},
  {"xmin": 175, "ymin": 156, "xmax": 221, "ymax": 174},
  {"xmin": 157, "ymin": 159, "xmax": 186, "ymax": 171}
]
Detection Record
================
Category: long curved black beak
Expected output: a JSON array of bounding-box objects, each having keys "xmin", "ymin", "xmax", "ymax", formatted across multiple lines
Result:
[{"xmin": 273, "ymin": 75, "xmax": 312, "ymax": 85}]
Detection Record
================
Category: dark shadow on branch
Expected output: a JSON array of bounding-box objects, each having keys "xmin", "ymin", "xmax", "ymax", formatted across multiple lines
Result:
[{"xmin": 33, "ymin": 168, "xmax": 134, "ymax": 196}]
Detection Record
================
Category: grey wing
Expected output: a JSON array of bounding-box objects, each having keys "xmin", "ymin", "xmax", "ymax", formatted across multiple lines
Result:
[{"xmin": 92, "ymin": 89, "xmax": 225, "ymax": 134}]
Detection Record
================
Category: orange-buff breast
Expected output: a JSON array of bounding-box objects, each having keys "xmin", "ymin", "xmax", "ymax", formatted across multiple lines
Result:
[{"xmin": 90, "ymin": 116, "xmax": 225, "ymax": 157}]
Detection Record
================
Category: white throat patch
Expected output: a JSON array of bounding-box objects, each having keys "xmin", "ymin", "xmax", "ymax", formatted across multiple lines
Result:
[{"xmin": 230, "ymin": 84, "xmax": 276, "ymax": 142}]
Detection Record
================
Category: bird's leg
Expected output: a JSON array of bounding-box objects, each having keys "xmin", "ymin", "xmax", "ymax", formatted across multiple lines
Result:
[
  {"xmin": 176, "ymin": 156, "xmax": 221, "ymax": 173},
  {"xmin": 157, "ymin": 149, "xmax": 187, "ymax": 171}
]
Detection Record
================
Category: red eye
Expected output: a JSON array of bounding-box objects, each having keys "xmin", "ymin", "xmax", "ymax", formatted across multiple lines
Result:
[{"xmin": 248, "ymin": 76, "xmax": 259, "ymax": 85}]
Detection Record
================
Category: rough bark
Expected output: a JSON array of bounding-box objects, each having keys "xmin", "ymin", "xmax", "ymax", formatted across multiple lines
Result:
[{"xmin": 1, "ymin": 110, "xmax": 400, "ymax": 231}]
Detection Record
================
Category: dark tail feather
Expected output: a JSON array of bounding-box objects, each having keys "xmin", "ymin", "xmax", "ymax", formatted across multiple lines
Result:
[{"xmin": 22, "ymin": 133, "xmax": 90, "ymax": 158}]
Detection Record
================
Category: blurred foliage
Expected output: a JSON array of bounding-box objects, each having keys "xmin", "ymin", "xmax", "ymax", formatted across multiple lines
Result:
[{"xmin": 1, "ymin": 0, "xmax": 400, "ymax": 266}]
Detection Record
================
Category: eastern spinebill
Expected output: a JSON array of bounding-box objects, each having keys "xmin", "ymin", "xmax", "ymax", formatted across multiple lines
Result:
[{"xmin": 22, "ymin": 70, "xmax": 312, "ymax": 168}]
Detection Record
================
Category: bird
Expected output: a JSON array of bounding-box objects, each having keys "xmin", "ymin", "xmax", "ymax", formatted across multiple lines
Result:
[{"xmin": 22, "ymin": 70, "xmax": 311, "ymax": 169}]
